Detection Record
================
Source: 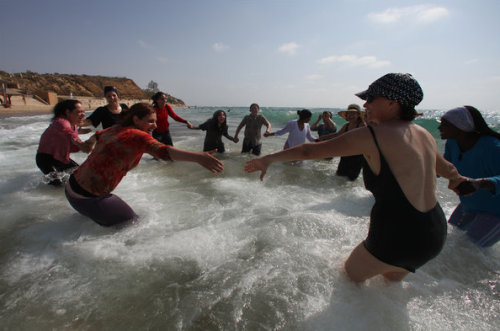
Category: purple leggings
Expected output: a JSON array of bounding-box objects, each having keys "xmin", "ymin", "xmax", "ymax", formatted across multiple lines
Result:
[
  {"xmin": 448, "ymin": 204, "xmax": 500, "ymax": 248},
  {"xmin": 65, "ymin": 188, "xmax": 138, "ymax": 227}
]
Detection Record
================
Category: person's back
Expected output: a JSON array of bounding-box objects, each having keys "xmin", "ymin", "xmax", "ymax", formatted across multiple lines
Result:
[{"xmin": 364, "ymin": 121, "xmax": 438, "ymax": 212}]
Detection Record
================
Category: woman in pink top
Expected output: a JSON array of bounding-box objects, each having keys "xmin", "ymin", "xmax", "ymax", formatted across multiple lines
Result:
[
  {"xmin": 36, "ymin": 99, "xmax": 93, "ymax": 186},
  {"xmin": 65, "ymin": 103, "xmax": 224, "ymax": 227}
]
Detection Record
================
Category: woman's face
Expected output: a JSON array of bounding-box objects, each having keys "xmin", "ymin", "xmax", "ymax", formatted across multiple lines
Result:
[
  {"xmin": 217, "ymin": 112, "xmax": 226, "ymax": 124},
  {"xmin": 105, "ymin": 91, "xmax": 119, "ymax": 104},
  {"xmin": 363, "ymin": 96, "xmax": 391, "ymax": 123},
  {"xmin": 156, "ymin": 94, "xmax": 167, "ymax": 106},
  {"xmin": 134, "ymin": 113, "xmax": 157, "ymax": 134},
  {"xmin": 66, "ymin": 103, "xmax": 86, "ymax": 126},
  {"xmin": 438, "ymin": 118, "xmax": 461, "ymax": 140},
  {"xmin": 345, "ymin": 111, "xmax": 359, "ymax": 121}
]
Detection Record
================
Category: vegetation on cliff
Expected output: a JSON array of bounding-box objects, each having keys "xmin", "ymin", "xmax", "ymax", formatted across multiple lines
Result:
[{"xmin": 0, "ymin": 71, "xmax": 186, "ymax": 106}]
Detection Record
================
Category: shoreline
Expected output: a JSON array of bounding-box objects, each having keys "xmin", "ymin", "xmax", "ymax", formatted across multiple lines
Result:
[
  {"xmin": 0, "ymin": 105, "xmax": 53, "ymax": 119},
  {"xmin": 0, "ymin": 100, "xmax": 187, "ymax": 119}
]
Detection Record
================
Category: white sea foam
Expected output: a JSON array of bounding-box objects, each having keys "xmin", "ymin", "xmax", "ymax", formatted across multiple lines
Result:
[{"xmin": 0, "ymin": 108, "xmax": 499, "ymax": 331}]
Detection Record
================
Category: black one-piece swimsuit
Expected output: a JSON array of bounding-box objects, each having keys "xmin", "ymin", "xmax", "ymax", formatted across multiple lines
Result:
[{"xmin": 362, "ymin": 126, "xmax": 447, "ymax": 273}]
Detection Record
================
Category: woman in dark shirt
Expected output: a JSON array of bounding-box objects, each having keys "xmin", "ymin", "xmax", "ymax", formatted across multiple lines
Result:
[
  {"xmin": 81, "ymin": 86, "xmax": 128, "ymax": 129},
  {"xmin": 191, "ymin": 110, "xmax": 235, "ymax": 153}
]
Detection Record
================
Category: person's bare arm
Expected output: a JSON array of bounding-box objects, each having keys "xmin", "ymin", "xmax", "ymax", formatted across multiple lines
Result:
[
  {"xmin": 72, "ymin": 135, "xmax": 96, "ymax": 154},
  {"xmin": 167, "ymin": 147, "xmax": 224, "ymax": 173}
]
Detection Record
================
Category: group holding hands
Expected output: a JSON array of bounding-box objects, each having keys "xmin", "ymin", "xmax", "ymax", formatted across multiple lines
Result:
[{"xmin": 35, "ymin": 72, "xmax": 500, "ymax": 284}]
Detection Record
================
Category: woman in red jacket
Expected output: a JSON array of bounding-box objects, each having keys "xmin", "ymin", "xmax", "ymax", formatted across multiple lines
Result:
[{"xmin": 151, "ymin": 92, "xmax": 193, "ymax": 146}]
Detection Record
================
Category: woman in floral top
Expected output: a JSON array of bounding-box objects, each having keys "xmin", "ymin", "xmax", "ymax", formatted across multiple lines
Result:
[{"xmin": 65, "ymin": 103, "xmax": 224, "ymax": 227}]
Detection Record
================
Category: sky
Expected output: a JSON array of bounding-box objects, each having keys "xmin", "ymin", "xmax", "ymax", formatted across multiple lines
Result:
[{"xmin": 1, "ymin": 0, "xmax": 499, "ymax": 111}]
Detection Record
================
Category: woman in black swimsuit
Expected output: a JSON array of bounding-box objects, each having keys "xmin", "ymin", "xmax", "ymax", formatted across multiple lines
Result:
[
  {"xmin": 320, "ymin": 104, "xmax": 366, "ymax": 180},
  {"xmin": 245, "ymin": 73, "xmax": 466, "ymax": 283}
]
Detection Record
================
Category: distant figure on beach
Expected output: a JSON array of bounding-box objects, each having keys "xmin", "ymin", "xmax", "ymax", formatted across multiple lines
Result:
[
  {"xmin": 320, "ymin": 104, "xmax": 366, "ymax": 180},
  {"xmin": 233, "ymin": 103, "xmax": 271, "ymax": 156},
  {"xmin": 81, "ymin": 86, "xmax": 129, "ymax": 129},
  {"xmin": 36, "ymin": 99, "xmax": 94, "ymax": 186},
  {"xmin": 246, "ymin": 73, "xmax": 466, "ymax": 284},
  {"xmin": 264, "ymin": 109, "xmax": 315, "ymax": 150},
  {"xmin": 438, "ymin": 106, "xmax": 500, "ymax": 247},
  {"xmin": 150, "ymin": 92, "xmax": 193, "ymax": 146},
  {"xmin": 191, "ymin": 110, "xmax": 235, "ymax": 153},
  {"xmin": 311, "ymin": 111, "xmax": 337, "ymax": 138},
  {"xmin": 65, "ymin": 103, "xmax": 224, "ymax": 227}
]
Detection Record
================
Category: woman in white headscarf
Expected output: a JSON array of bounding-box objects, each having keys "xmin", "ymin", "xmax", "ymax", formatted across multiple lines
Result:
[{"xmin": 438, "ymin": 106, "xmax": 500, "ymax": 247}]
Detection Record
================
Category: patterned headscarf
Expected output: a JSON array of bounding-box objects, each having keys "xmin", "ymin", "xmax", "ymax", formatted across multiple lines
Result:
[
  {"xmin": 442, "ymin": 107, "xmax": 476, "ymax": 132},
  {"xmin": 355, "ymin": 73, "xmax": 423, "ymax": 108}
]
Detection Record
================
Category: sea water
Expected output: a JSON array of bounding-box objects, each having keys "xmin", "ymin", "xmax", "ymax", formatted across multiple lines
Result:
[{"xmin": 0, "ymin": 106, "xmax": 499, "ymax": 331}]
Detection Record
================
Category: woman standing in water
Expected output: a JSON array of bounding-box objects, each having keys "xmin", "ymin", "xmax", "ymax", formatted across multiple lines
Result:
[
  {"xmin": 150, "ymin": 92, "xmax": 193, "ymax": 146},
  {"xmin": 36, "ymin": 99, "xmax": 93, "ymax": 186},
  {"xmin": 246, "ymin": 73, "xmax": 465, "ymax": 283},
  {"xmin": 191, "ymin": 110, "xmax": 235, "ymax": 153},
  {"xmin": 65, "ymin": 103, "xmax": 224, "ymax": 227},
  {"xmin": 81, "ymin": 86, "xmax": 128, "ymax": 129},
  {"xmin": 311, "ymin": 110, "xmax": 337, "ymax": 138},
  {"xmin": 264, "ymin": 109, "xmax": 316, "ymax": 150},
  {"xmin": 233, "ymin": 103, "xmax": 271, "ymax": 156},
  {"xmin": 438, "ymin": 106, "xmax": 500, "ymax": 247},
  {"xmin": 319, "ymin": 104, "xmax": 366, "ymax": 180}
]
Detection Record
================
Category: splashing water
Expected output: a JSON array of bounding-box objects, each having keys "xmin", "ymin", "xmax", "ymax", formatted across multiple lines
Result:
[{"xmin": 0, "ymin": 107, "xmax": 499, "ymax": 331}]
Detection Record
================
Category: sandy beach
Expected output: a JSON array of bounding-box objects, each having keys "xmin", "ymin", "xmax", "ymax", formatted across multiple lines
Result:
[{"xmin": 0, "ymin": 95, "xmax": 169, "ymax": 119}]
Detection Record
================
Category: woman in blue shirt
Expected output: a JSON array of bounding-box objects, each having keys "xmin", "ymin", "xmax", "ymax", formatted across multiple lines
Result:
[{"xmin": 439, "ymin": 106, "xmax": 500, "ymax": 247}]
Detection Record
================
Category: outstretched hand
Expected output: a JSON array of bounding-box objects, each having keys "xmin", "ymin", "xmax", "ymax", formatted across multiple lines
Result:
[
  {"xmin": 199, "ymin": 149, "xmax": 224, "ymax": 173},
  {"xmin": 245, "ymin": 157, "xmax": 270, "ymax": 181}
]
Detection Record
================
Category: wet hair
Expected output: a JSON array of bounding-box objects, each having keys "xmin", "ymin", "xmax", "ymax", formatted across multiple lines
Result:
[
  {"xmin": 211, "ymin": 110, "xmax": 228, "ymax": 130},
  {"xmin": 250, "ymin": 103, "xmax": 260, "ymax": 110},
  {"xmin": 151, "ymin": 92, "xmax": 167, "ymax": 107},
  {"xmin": 399, "ymin": 105, "xmax": 423, "ymax": 121},
  {"xmin": 52, "ymin": 99, "xmax": 82, "ymax": 121},
  {"xmin": 297, "ymin": 109, "xmax": 312, "ymax": 121},
  {"xmin": 119, "ymin": 103, "xmax": 155, "ymax": 127},
  {"xmin": 465, "ymin": 105, "xmax": 500, "ymax": 140}
]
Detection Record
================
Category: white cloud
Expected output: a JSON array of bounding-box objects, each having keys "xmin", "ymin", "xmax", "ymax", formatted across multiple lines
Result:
[
  {"xmin": 305, "ymin": 74, "xmax": 323, "ymax": 81},
  {"xmin": 368, "ymin": 5, "xmax": 449, "ymax": 24},
  {"xmin": 157, "ymin": 56, "xmax": 168, "ymax": 63},
  {"xmin": 278, "ymin": 42, "xmax": 300, "ymax": 56},
  {"xmin": 465, "ymin": 58, "xmax": 478, "ymax": 64},
  {"xmin": 138, "ymin": 39, "xmax": 154, "ymax": 49},
  {"xmin": 213, "ymin": 42, "xmax": 229, "ymax": 52},
  {"xmin": 417, "ymin": 6, "xmax": 449, "ymax": 22},
  {"xmin": 317, "ymin": 55, "xmax": 391, "ymax": 68}
]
